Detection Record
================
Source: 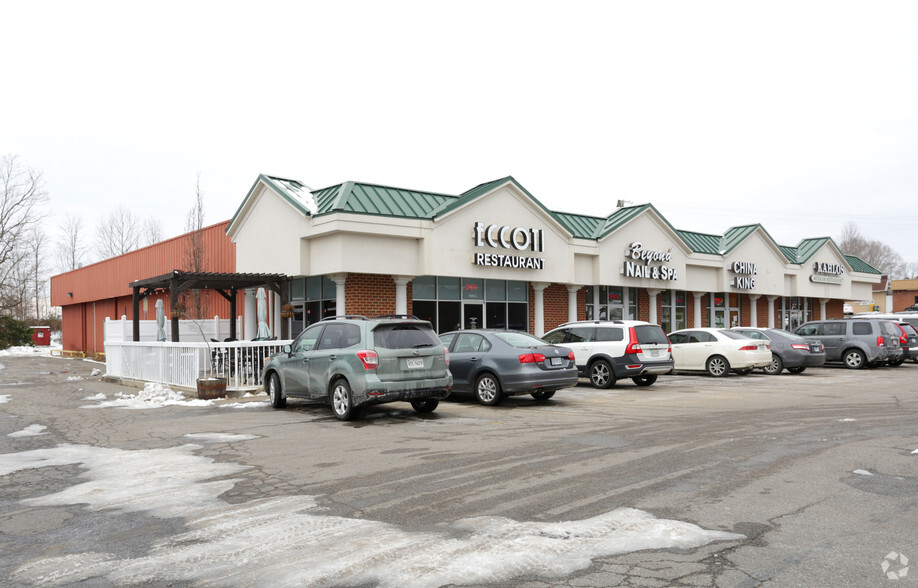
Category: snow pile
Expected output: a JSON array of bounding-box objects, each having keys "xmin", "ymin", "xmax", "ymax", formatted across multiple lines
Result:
[
  {"xmin": 8, "ymin": 424, "xmax": 48, "ymax": 438},
  {"xmin": 81, "ymin": 383, "xmax": 214, "ymax": 409},
  {"xmin": 0, "ymin": 345, "xmax": 51, "ymax": 357},
  {"xmin": 1, "ymin": 443, "xmax": 744, "ymax": 587},
  {"xmin": 83, "ymin": 393, "xmax": 106, "ymax": 401},
  {"xmin": 853, "ymin": 469, "xmax": 874, "ymax": 476}
]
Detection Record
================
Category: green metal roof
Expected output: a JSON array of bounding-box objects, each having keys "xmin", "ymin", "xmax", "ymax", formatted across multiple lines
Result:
[
  {"xmin": 778, "ymin": 245, "xmax": 798, "ymax": 263},
  {"xmin": 552, "ymin": 211, "xmax": 604, "ymax": 239},
  {"xmin": 310, "ymin": 181, "xmax": 456, "ymax": 218},
  {"xmin": 795, "ymin": 237, "xmax": 831, "ymax": 263},
  {"xmin": 677, "ymin": 230, "xmax": 723, "ymax": 254},
  {"xmin": 844, "ymin": 255, "xmax": 881, "ymax": 274}
]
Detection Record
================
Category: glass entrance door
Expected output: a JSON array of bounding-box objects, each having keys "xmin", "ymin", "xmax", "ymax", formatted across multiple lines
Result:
[{"xmin": 463, "ymin": 303, "xmax": 484, "ymax": 330}]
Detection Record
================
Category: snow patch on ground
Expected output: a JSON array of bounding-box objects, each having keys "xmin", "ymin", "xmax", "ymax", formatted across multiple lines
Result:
[
  {"xmin": 0, "ymin": 345, "xmax": 54, "ymax": 357},
  {"xmin": 81, "ymin": 383, "xmax": 214, "ymax": 409},
  {"xmin": 912, "ymin": 449, "xmax": 918, "ymax": 455},
  {"xmin": 8, "ymin": 424, "xmax": 48, "ymax": 437},
  {"xmin": 838, "ymin": 418, "xmax": 857, "ymax": 422},
  {"xmin": 0, "ymin": 394, "xmax": 10, "ymax": 404},
  {"xmin": 66, "ymin": 376, "xmax": 83, "ymax": 381},
  {"xmin": 853, "ymin": 469, "xmax": 874, "ymax": 476},
  {"xmin": 83, "ymin": 393, "xmax": 106, "ymax": 401},
  {"xmin": 1, "ymin": 443, "xmax": 744, "ymax": 587},
  {"xmin": 183, "ymin": 433, "xmax": 259, "ymax": 443},
  {"xmin": 219, "ymin": 401, "xmax": 270, "ymax": 409}
]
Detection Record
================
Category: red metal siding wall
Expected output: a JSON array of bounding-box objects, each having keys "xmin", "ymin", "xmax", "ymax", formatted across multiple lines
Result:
[{"xmin": 51, "ymin": 221, "xmax": 237, "ymax": 355}]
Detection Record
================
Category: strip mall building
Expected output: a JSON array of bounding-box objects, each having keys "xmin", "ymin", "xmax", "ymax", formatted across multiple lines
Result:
[{"xmin": 225, "ymin": 174, "xmax": 880, "ymax": 337}]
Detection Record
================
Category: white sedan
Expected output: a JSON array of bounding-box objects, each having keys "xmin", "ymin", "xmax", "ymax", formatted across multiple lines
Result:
[{"xmin": 667, "ymin": 328, "xmax": 771, "ymax": 376}]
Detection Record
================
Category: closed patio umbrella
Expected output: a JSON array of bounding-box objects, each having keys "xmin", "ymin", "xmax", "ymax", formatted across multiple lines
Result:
[
  {"xmin": 155, "ymin": 299, "xmax": 166, "ymax": 342},
  {"xmin": 256, "ymin": 288, "xmax": 271, "ymax": 339}
]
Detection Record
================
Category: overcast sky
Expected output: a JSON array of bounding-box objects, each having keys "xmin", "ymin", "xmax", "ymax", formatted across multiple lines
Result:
[{"xmin": 3, "ymin": 1, "xmax": 917, "ymax": 264}]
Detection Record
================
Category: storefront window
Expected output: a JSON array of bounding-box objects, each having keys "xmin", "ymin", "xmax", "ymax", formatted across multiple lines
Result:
[
  {"xmin": 289, "ymin": 275, "xmax": 337, "ymax": 335},
  {"xmin": 585, "ymin": 286, "xmax": 637, "ymax": 320},
  {"xmin": 781, "ymin": 297, "xmax": 810, "ymax": 331},
  {"xmin": 413, "ymin": 276, "xmax": 528, "ymax": 333},
  {"xmin": 661, "ymin": 289, "xmax": 686, "ymax": 333}
]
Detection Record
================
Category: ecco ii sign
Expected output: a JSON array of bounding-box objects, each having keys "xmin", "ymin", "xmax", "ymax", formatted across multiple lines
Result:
[{"xmin": 472, "ymin": 222, "xmax": 546, "ymax": 270}]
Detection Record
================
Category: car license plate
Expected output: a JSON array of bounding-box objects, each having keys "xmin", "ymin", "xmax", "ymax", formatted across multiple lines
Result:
[
  {"xmin": 650, "ymin": 350, "xmax": 660, "ymax": 358},
  {"xmin": 406, "ymin": 358, "xmax": 424, "ymax": 369},
  {"xmin": 550, "ymin": 357, "xmax": 563, "ymax": 366}
]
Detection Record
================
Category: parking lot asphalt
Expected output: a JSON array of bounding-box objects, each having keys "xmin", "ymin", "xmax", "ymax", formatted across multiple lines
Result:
[{"xmin": 1, "ymin": 354, "xmax": 917, "ymax": 587}]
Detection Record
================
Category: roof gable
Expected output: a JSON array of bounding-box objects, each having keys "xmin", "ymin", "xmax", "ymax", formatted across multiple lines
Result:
[{"xmin": 312, "ymin": 181, "xmax": 456, "ymax": 218}]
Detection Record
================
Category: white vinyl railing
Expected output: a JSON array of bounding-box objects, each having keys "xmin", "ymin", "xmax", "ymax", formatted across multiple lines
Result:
[{"xmin": 105, "ymin": 340, "xmax": 292, "ymax": 391}]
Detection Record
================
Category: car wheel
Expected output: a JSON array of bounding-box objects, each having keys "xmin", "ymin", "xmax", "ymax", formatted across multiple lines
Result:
[
  {"xmin": 475, "ymin": 373, "xmax": 503, "ymax": 406},
  {"xmin": 267, "ymin": 373, "xmax": 286, "ymax": 408},
  {"xmin": 410, "ymin": 399, "xmax": 439, "ymax": 413},
  {"xmin": 531, "ymin": 390, "xmax": 555, "ymax": 401},
  {"xmin": 842, "ymin": 349, "xmax": 866, "ymax": 370},
  {"xmin": 331, "ymin": 379, "xmax": 359, "ymax": 420},
  {"xmin": 589, "ymin": 360, "xmax": 616, "ymax": 389},
  {"xmin": 762, "ymin": 354, "xmax": 783, "ymax": 375},
  {"xmin": 631, "ymin": 375, "xmax": 657, "ymax": 387},
  {"xmin": 706, "ymin": 355, "xmax": 730, "ymax": 377},
  {"xmin": 787, "ymin": 366, "xmax": 806, "ymax": 374}
]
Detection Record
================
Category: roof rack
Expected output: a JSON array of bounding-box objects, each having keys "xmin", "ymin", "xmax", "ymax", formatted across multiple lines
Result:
[
  {"xmin": 374, "ymin": 314, "xmax": 421, "ymax": 320},
  {"xmin": 320, "ymin": 315, "xmax": 369, "ymax": 321}
]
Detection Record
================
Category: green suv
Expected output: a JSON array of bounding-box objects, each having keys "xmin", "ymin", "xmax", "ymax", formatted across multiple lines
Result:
[{"xmin": 262, "ymin": 315, "xmax": 452, "ymax": 420}]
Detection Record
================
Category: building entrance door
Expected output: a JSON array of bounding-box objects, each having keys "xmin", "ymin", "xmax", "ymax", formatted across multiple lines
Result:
[{"xmin": 463, "ymin": 303, "xmax": 484, "ymax": 330}]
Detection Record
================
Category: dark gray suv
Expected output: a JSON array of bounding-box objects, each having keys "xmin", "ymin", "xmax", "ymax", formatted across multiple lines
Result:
[
  {"xmin": 262, "ymin": 315, "xmax": 452, "ymax": 420},
  {"xmin": 794, "ymin": 319, "xmax": 903, "ymax": 369}
]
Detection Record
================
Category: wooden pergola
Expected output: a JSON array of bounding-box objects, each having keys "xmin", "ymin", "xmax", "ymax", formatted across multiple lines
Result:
[{"xmin": 130, "ymin": 270, "xmax": 290, "ymax": 342}]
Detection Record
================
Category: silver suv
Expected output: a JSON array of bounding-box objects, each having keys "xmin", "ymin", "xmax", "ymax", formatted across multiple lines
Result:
[
  {"xmin": 794, "ymin": 318, "xmax": 903, "ymax": 369},
  {"xmin": 542, "ymin": 320, "xmax": 673, "ymax": 388},
  {"xmin": 262, "ymin": 315, "xmax": 452, "ymax": 420}
]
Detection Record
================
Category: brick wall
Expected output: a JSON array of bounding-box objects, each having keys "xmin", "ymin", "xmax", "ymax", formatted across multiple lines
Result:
[{"xmin": 344, "ymin": 273, "xmax": 396, "ymax": 317}]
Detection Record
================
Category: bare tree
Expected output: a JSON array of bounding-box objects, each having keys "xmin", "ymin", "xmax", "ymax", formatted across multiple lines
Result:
[
  {"xmin": 29, "ymin": 227, "xmax": 47, "ymax": 319},
  {"xmin": 141, "ymin": 216, "xmax": 164, "ymax": 247},
  {"xmin": 1, "ymin": 155, "xmax": 48, "ymax": 314},
  {"xmin": 836, "ymin": 223, "xmax": 908, "ymax": 278},
  {"xmin": 182, "ymin": 174, "xmax": 208, "ymax": 319},
  {"xmin": 96, "ymin": 204, "xmax": 141, "ymax": 259},
  {"xmin": 57, "ymin": 215, "xmax": 87, "ymax": 272}
]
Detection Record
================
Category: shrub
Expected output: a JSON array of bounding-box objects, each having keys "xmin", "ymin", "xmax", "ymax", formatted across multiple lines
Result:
[{"xmin": 0, "ymin": 315, "xmax": 33, "ymax": 349}]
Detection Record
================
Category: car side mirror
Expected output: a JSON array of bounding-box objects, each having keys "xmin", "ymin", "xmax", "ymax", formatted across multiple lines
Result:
[{"xmin": 283, "ymin": 344, "xmax": 292, "ymax": 354}]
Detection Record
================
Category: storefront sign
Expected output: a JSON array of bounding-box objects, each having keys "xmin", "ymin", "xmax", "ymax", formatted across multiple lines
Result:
[
  {"xmin": 473, "ymin": 222, "xmax": 545, "ymax": 270},
  {"xmin": 622, "ymin": 242, "xmax": 678, "ymax": 281},
  {"xmin": 813, "ymin": 262, "xmax": 845, "ymax": 275},
  {"xmin": 730, "ymin": 261, "xmax": 757, "ymax": 289},
  {"xmin": 810, "ymin": 261, "xmax": 845, "ymax": 285}
]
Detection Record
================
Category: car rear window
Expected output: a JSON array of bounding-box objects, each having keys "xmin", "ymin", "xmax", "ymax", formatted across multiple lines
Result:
[
  {"xmin": 494, "ymin": 331, "xmax": 546, "ymax": 347},
  {"xmin": 901, "ymin": 323, "xmax": 918, "ymax": 337},
  {"xmin": 634, "ymin": 325, "xmax": 668, "ymax": 344},
  {"xmin": 718, "ymin": 330, "xmax": 748, "ymax": 340},
  {"xmin": 373, "ymin": 324, "xmax": 440, "ymax": 349}
]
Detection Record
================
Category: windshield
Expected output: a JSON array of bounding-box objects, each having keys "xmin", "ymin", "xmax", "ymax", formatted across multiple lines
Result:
[{"xmin": 494, "ymin": 331, "xmax": 548, "ymax": 348}]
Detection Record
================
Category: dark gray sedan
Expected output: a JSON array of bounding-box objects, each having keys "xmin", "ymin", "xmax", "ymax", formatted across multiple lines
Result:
[
  {"xmin": 731, "ymin": 327, "xmax": 826, "ymax": 375},
  {"xmin": 439, "ymin": 329, "xmax": 578, "ymax": 405}
]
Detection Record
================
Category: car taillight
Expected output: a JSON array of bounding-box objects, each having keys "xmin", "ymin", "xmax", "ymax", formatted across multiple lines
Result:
[
  {"xmin": 444, "ymin": 348, "xmax": 450, "ymax": 367},
  {"xmin": 625, "ymin": 327, "xmax": 642, "ymax": 354},
  {"xmin": 357, "ymin": 350, "xmax": 378, "ymax": 369},
  {"xmin": 519, "ymin": 353, "xmax": 547, "ymax": 364},
  {"xmin": 791, "ymin": 344, "xmax": 810, "ymax": 350},
  {"xmin": 738, "ymin": 345, "xmax": 758, "ymax": 351},
  {"xmin": 567, "ymin": 351, "xmax": 575, "ymax": 360},
  {"xmin": 877, "ymin": 336, "xmax": 886, "ymax": 347}
]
